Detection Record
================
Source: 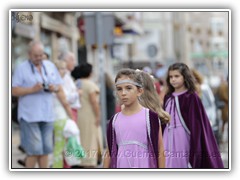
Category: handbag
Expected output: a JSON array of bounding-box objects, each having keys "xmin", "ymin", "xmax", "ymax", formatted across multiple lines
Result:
[
  {"xmin": 63, "ymin": 119, "xmax": 85, "ymax": 166},
  {"xmin": 64, "ymin": 136, "xmax": 86, "ymax": 166},
  {"xmin": 63, "ymin": 119, "xmax": 80, "ymax": 138}
]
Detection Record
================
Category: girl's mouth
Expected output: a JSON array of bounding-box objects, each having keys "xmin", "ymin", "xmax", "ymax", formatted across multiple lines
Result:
[{"xmin": 122, "ymin": 98, "xmax": 128, "ymax": 102}]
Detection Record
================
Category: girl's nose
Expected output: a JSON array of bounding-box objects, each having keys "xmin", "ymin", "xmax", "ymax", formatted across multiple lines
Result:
[{"xmin": 122, "ymin": 89, "xmax": 127, "ymax": 95}]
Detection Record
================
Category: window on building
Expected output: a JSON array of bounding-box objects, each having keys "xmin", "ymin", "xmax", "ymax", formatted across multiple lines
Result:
[{"xmin": 210, "ymin": 17, "xmax": 224, "ymax": 35}]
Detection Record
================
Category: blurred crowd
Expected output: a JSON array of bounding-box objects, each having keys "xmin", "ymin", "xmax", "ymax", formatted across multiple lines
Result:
[{"xmin": 12, "ymin": 40, "xmax": 228, "ymax": 168}]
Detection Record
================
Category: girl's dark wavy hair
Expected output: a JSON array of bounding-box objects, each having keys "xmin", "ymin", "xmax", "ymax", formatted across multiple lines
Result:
[{"xmin": 166, "ymin": 62, "xmax": 196, "ymax": 95}]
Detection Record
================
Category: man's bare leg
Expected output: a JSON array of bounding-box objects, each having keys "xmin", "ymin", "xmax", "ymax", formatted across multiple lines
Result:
[
  {"xmin": 25, "ymin": 155, "xmax": 38, "ymax": 168},
  {"xmin": 38, "ymin": 155, "xmax": 48, "ymax": 168}
]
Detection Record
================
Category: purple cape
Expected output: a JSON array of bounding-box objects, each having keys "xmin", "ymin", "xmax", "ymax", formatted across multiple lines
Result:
[
  {"xmin": 163, "ymin": 91, "xmax": 224, "ymax": 168},
  {"xmin": 106, "ymin": 110, "xmax": 160, "ymax": 168}
]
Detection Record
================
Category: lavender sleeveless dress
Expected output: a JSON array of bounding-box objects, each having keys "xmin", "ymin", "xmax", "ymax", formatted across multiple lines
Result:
[
  {"xmin": 163, "ymin": 90, "xmax": 191, "ymax": 168},
  {"xmin": 114, "ymin": 107, "xmax": 151, "ymax": 168}
]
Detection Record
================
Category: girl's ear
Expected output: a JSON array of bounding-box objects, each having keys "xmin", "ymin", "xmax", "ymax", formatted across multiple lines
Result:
[{"xmin": 137, "ymin": 87, "xmax": 144, "ymax": 96}]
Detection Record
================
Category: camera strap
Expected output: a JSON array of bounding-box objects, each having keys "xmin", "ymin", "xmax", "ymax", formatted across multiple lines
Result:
[
  {"xmin": 29, "ymin": 60, "xmax": 48, "ymax": 84},
  {"xmin": 29, "ymin": 60, "xmax": 48, "ymax": 76}
]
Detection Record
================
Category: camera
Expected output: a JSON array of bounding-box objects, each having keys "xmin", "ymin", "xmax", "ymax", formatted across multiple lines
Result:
[{"xmin": 42, "ymin": 83, "xmax": 50, "ymax": 92}]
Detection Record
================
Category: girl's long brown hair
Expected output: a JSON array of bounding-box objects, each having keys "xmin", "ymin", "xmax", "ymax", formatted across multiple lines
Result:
[
  {"xmin": 136, "ymin": 71, "xmax": 170, "ymax": 124},
  {"xmin": 166, "ymin": 62, "xmax": 196, "ymax": 95}
]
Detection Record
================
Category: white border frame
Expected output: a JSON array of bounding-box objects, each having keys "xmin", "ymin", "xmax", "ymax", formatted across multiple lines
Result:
[{"xmin": 9, "ymin": 9, "xmax": 231, "ymax": 172}]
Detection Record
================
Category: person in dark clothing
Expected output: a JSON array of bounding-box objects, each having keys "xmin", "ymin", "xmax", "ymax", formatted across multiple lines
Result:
[{"xmin": 105, "ymin": 73, "xmax": 116, "ymax": 120}]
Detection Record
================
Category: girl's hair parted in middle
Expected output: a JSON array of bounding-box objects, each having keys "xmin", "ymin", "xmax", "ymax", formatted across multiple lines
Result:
[
  {"xmin": 166, "ymin": 62, "xmax": 196, "ymax": 95},
  {"xmin": 115, "ymin": 68, "xmax": 143, "ymax": 87},
  {"xmin": 115, "ymin": 68, "xmax": 170, "ymax": 123}
]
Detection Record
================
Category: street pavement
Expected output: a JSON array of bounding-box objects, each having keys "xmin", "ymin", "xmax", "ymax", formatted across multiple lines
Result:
[{"xmin": 11, "ymin": 123, "xmax": 229, "ymax": 169}]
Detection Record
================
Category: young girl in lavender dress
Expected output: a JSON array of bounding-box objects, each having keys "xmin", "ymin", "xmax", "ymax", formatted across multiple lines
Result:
[
  {"xmin": 163, "ymin": 62, "xmax": 224, "ymax": 168},
  {"xmin": 103, "ymin": 69, "xmax": 170, "ymax": 168}
]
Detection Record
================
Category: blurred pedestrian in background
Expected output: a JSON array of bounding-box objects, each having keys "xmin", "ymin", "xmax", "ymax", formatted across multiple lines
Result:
[
  {"xmin": 16, "ymin": 50, "xmax": 54, "ymax": 167},
  {"xmin": 191, "ymin": 69, "xmax": 204, "ymax": 97},
  {"xmin": 143, "ymin": 66, "xmax": 162, "ymax": 95},
  {"xmin": 155, "ymin": 64, "xmax": 168, "ymax": 105},
  {"xmin": 191, "ymin": 68, "xmax": 220, "ymax": 143},
  {"xmin": 72, "ymin": 63, "xmax": 103, "ymax": 168},
  {"xmin": 59, "ymin": 51, "xmax": 81, "ymax": 168},
  {"xmin": 59, "ymin": 51, "xmax": 81, "ymax": 123},
  {"xmin": 42, "ymin": 52, "xmax": 49, "ymax": 60},
  {"xmin": 217, "ymin": 76, "xmax": 229, "ymax": 135},
  {"xmin": 12, "ymin": 40, "xmax": 62, "ymax": 168},
  {"xmin": 52, "ymin": 60, "xmax": 75, "ymax": 168},
  {"xmin": 104, "ymin": 72, "xmax": 116, "ymax": 121},
  {"xmin": 163, "ymin": 62, "xmax": 224, "ymax": 168}
]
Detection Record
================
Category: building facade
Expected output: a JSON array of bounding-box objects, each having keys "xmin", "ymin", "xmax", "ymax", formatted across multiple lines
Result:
[{"xmin": 11, "ymin": 11, "xmax": 80, "ymax": 73}]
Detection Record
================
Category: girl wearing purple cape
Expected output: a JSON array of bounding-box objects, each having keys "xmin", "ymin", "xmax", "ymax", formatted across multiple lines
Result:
[
  {"xmin": 163, "ymin": 63, "xmax": 224, "ymax": 168},
  {"xmin": 103, "ymin": 69, "xmax": 170, "ymax": 168}
]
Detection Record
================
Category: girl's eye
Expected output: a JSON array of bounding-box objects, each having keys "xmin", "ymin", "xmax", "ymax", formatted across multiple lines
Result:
[{"xmin": 127, "ymin": 87, "xmax": 132, "ymax": 90}]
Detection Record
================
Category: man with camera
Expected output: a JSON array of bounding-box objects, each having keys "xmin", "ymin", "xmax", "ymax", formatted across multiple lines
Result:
[{"xmin": 12, "ymin": 40, "xmax": 62, "ymax": 168}]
